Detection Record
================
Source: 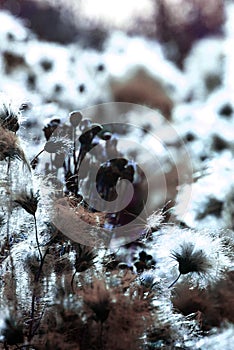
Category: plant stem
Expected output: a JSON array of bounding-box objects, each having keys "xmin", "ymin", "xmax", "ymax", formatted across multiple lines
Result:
[
  {"xmin": 33, "ymin": 215, "xmax": 42, "ymax": 262},
  {"xmin": 73, "ymin": 127, "xmax": 77, "ymax": 171},
  {"xmin": 168, "ymin": 273, "xmax": 181, "ymax": 288},
  {"xmin": 28, "ymin": 248, "xmax": 48, "ymax": 341}
]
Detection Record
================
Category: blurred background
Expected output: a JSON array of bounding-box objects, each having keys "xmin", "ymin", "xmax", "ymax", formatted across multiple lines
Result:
[
  {"xmin": 0, "ymin": 0, "xmax": 225, "ymax": 65},
  {"xmin": 0, "ymin": 0, "xmax": 233, "ymax": 229}
]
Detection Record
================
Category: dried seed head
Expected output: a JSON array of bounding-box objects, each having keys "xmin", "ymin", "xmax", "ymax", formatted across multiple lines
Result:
[
  {"xmin": 43, "ymin": 118, "xmax": 60, "ymax": 141},
  {"xmin": 0, "ymin": 93, "xmax": 20, "ymax": 132},
  {"xmin": 74, "ymin": 244, "xmax": 97, "ymax": 272},
  {"xmin": 171, "ymin": 242, "xmax": 212, "ymax": 275},
  {"xmin": 169, "ymin": 242, "xmax": 212, "ymax": 287},
  {"xmin": 14, "ymin": 189, "xmax": 39, "ymax": 216},
  {"xmin": 69, "ymin": 111, "xmax": 82, "ymax": 128},
  {"xmin": 0, "ymin": 127, "xmax": 23, "ymax": 160},
  {"xmin": 154, "ymin": 227, "xmax": 231, "ymax": 288}
]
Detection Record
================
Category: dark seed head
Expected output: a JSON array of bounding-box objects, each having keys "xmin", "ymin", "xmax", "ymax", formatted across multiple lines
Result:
[
  {"xmin": 171, "ymin": 243, "xmax": 211, "ymax": 275},
  {"xmin": 14, "ymin": 189, "xmax": 39, "ymax": 216}
]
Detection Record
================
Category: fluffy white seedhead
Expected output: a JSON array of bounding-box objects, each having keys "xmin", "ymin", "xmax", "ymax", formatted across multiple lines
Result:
[
  {"xmin": 153, "ymin": 227, "xmax": 231, "ymax": 288},
  {"xmin": 146, "ymin": 210, "xmax": 165, "ymax": 229}
]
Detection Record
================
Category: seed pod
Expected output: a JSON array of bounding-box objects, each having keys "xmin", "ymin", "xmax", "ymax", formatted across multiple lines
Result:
[{"xmin": 69, "ymin": 111, "xmax": 82, "ymax": 128}]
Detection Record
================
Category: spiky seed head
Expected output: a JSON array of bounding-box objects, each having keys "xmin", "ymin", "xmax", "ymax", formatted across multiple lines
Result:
[
  {"xmin": 171, "ymin": 243, "xmax": 212, "ymax": 275},
  {"xmin": 154, "ymin": 227, "xmax": 231, "ymax": 288},
  {"xmin": 74, "ymin": 244, "xmax": 97, "ymax": 272},
  {"xmin": 0, "ymin": 93, "xmax": 20, "ymax": 132}
]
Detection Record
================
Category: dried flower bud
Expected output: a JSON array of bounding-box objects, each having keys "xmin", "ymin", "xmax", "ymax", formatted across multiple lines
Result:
[
  {"xmin": 79, "ymin": 124, "xmax": 103, "ymax": 145},
  {"xmin": 69, "ymin": 111, "xmax": 82, "ymax": 128},
  {"xmin": 43, "ymin": 118, "xmax": 60, "ymax": 141},
  {"xmin": 14, "ymin": 189, "xmax": 39, "ymax": 216}
]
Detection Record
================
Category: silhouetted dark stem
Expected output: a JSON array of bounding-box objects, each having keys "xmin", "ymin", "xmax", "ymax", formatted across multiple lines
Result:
[
  {"xmin": 71, "ymin": 271, "xmax": 76, "ymax": 293},
  {"xmin": 7, "ymin": 158, "xmax": 11, "ymax": 175},
  {"xmin": 30, "ymin": 149, "xmax": 44, "ymax": 166},
  {"xmin": 73, "ymin": 127, "xmax": 77, "ymax": 171},
  {"xmin": 168, "ymin": 273, "xmax": 181, "ymax": 288},
  {"xmin": 33, "ymin": 215, "xmax": 42, "ymax": 262}
]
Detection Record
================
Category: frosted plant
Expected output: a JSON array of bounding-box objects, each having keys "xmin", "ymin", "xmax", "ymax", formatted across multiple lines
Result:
[
  {"xmin": 175, "ymin": 153, "xmax": 234, "ymax": 230},
  {"xmin": 169, "ymin": 242, "xmax": 213, "ymax": 288},
  {"xmin": 13, "ymin": 188, "xmax": 41, "ymax": 262},
  {"xmin": 147, "ymin": 277, "xmax": 199, "ymax": 349},
  {"xmin": 153, "ymin": 227, "xmax": 230, "ymax": 288},
  {"xmin": 195, "ymin": 325, "xmax": 234, "ymax": 350}
]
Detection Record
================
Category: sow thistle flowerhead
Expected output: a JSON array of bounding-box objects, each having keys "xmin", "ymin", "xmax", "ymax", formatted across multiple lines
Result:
[{"xmin": 153, "ymin": 227, "xmax": 231, "ymax": 288}]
